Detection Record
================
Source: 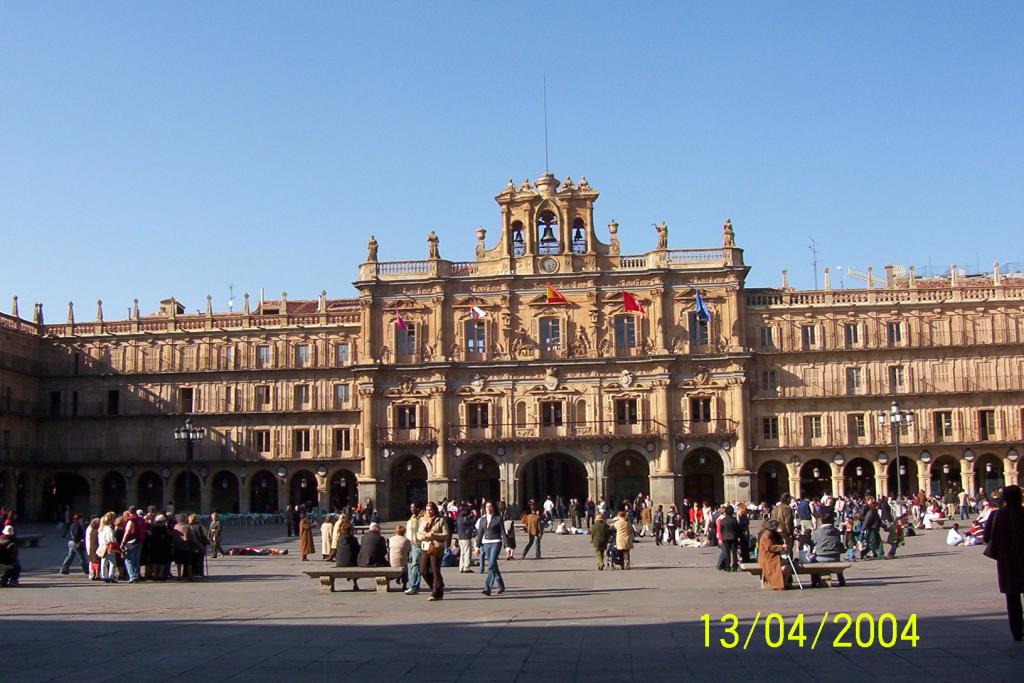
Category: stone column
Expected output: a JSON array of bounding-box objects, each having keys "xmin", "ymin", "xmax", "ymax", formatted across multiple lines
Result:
[
  {"xmin": 731, "ymin": 381, "xmax": 751, "ymax": 473},
  {"xmin": 962, "ymin": 464, "xmax": 976, "ymax": 497},
  {"xmin": 277, "ymin": 476, "xmax": 288, "ymax": 513},
  {"xmin": 316, "ymin": 474, "xmax": 329, "ymax": 511},
  {"xmin": 873, "ymin": 460, "xmax": 886, "ymax": 498},
  {"xmin": 358, "ymin": 385, "xmax": 377, "ymax": 481},
  {"xmin": 125, "ymin": 476, "xmax": 139, "ymax": 510},
  {"xmin": 832, "ymin": 463, "xmax": 845, "ymax": 497},
  {"xmin": 200, "ymin": 476, "xmax": 212, "ymax": 515},
  {"xmin": 238, "ymin": 477, "xmax": 251, "ymax": 514},
  {"xmin": 1007, "ymin": 459, "xmax": 1020, "ymax": 486},
  {"xmin": 916, "ymin": 460, "xmax": 929, "ymax": 496},
  {"xmin": 426, "ymin": 387, "xmax": 452, "ymax": 503}
]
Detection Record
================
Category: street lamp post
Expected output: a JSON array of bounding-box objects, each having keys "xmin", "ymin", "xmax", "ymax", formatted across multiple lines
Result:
[
  {"xmin": 173, "ymin": 419, "xmax": 206, "ymax": 511},
  {"xmin": 878, "ymin": 401, "xmax": 914, "ymax": 500}
]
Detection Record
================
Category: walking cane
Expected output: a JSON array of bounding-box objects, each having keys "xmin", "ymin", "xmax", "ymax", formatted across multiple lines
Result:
[{"xmin": 782, "ymin": 553, "xmax": 803, "ymax": 590}]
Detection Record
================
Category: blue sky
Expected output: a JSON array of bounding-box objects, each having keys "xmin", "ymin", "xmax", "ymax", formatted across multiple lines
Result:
[{"xmin": 2, "ymin": 3, "xmax": 1021, "ymax": 318}]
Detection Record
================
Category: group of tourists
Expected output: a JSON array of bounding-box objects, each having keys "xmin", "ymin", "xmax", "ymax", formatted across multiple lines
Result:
[{"xmin": 45, "ymin": 506, "xmax": 228, "ymax": 584}]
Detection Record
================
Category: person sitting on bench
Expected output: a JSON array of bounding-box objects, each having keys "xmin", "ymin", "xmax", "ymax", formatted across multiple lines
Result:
[{"xmin": 808, "ymin": 511, "xmax": 847, "ymax": 587}]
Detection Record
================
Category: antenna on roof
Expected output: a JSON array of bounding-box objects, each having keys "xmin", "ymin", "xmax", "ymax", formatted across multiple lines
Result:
[
  {"xmin": 543, "ymin": 76, "xmax": 550, "ymax": 173},
  {"xmin": 228, "ymin": 284, "xmax": 235, "ymax": 313},
  {"xmin": 808, "ymin": 238, "xmax": 819, "ymax": 289}
]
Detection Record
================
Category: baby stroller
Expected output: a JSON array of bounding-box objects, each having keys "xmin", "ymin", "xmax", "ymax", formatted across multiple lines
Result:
[{"xmin": 606, "ymin": 543, "xmax": 625, "ymax": 570}]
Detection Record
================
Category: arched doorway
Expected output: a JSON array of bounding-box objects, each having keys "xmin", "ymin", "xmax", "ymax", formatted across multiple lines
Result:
[
  {"xmin": 330, "ymin": 469, "xmax": 358, "ymax": 511},
  {"xmin": 41, "ymin": 472, "xmax": 90, "ymax": 520},
  {"xmin": 606, "ymin": 451, "xmax": 649, "ymax": 509},
  {"xmin": 211, "ymin": 471, "xmax": 240, "ymax": 514},
  {"xmin": 844, "ymin": 458, "xmax": 875, "ymax": 498},
  {"xmin": 683, "ymin": 449, "xmax": 724, "ymax": 506},
  {"xmin": 799, "ymin": 459, "xmax": 832, "ymax": 499},
  {"xmin": 975, "ymin": 454, "xmax": 1005, "ymax": 497},
  {"xmin": 290, "ymin": 470, "xmax": 318, "ymax": 510},
  {"xmin": 930, "ymin": 456, "xmax": 961, "ymax": 495},
  {"xmin": 137, "ymin": 471, "xmax": 164, "ymax": 511},
  {"xmin": 458, "ymin": 454, "xmax": 500, "ymax": 505},
  {"xmin": 174, "ymin": 471, "xmax": 201, "ymax": 513},
  {"xmin": 757, "ymin": 460, "xmax": 788, "ymax": 505},
  {"xmin": 518, "ymin": 453, "xmax": 588, "ymax": 511},
  {"xmin": 250, "ymin": 470, "xmax": 279, "ymax": 514},
  {"xmin": 887, "ymin": 458, "xmax": 919, "ymax": 498},
  {"xmin": 101, "ymin": 472, "xmax": 127, "ymax": 513},
  {"xmin": 390, "ymin": 456, "xmax": 428, "ymax": 519}
]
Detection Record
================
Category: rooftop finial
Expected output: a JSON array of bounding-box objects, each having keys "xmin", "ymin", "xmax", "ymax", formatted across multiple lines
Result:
[
  {"xmin": 67, "ymin": 301, "xmax": 75, "ymax": 325},
  {"xmin": 132, "ymin": 298, "xmax": 140, "ymax": 320},
  {"xmin": 206, "ymin": 294, "xmax": 213, "ymax": 316},
  {"xmin": 96, "ymin": 299, "xmax": 103, "ymax": 322},
  {"xmin": 243, "ymin": 292, "xmax": 251, "ymax": 315},
  {"xmin": 11, "ymin": 295, "xmax": 18, "ymax": 318}
]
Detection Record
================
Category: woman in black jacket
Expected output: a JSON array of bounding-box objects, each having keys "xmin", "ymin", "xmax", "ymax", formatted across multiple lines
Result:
[
  {"xmin": 476, "ymin": 501, "xmax": 510, "ymax": 595},
  {"xmin": 334, "ymin": 524, "xmax": 360, "ymax": 567},
  {"xmin": 984, "ymin": 485, "xmax": 1024, "ymax": 641}
]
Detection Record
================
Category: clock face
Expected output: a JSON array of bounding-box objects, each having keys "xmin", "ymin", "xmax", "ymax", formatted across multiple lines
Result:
[{"xmin": 540, "ymin": 257, "xmax": 558, "ymax": 274}]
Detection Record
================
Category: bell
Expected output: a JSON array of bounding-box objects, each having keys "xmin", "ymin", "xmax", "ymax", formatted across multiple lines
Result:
[
  {"xmin": 540, "ymin": 225, "xmax": 557, "ymax": 244},
  {"xmin": 513, "ymin": 229, "xmax": 524, "ymax": 244},
  {"xmin": 573, "ymin": 226, "xmax": 584, "ymax": 241}
]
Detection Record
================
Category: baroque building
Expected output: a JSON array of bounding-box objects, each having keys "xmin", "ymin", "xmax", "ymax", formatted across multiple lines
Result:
[{"xmin": 1, "ymin": 173, "xmax": 1021, "ymax": 519}]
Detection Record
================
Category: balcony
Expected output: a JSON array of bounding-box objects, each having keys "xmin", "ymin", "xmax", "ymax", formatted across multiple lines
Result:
[
  {"xmin": 447, "ymin": 419, "xmax": 667, "ymax": 444},
  {"xmin": 376, "ymin": 426, "xmax": 439, "ymax": 446},
  {"xmin": 672, "ymin": 418, "xmax": 739, "ymax": 440}
]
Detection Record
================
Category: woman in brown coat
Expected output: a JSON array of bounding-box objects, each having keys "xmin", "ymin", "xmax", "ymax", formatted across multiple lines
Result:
[
  {"xmin": 298, "ymin": 513, "xmax": 316, "ymax": 561},
  {"xmin": 757, "ymin": 519, "xmax": 791, "ymax": 590}
]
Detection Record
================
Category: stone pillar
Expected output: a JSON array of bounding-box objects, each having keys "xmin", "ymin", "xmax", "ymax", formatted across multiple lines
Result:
[
  {"xmin": 126, "ymin": 476, "xmax": 139, "ymax": 510},
  {"xmin": 832, "ymin": 463, "xmax": 845, "ymax": 497},
  {"xmin": 88, "ymin": 473, "xmax": 101, "ymax": 514},
  {"xmin": 916, "ymin": 460, "xmax": 929, "ymax": 496},
  {"xmin": 162, "ymin": 472, "xmax": 173, "ymax": 511},
  {"xmin": 358, "ymin": 385, "xmax": 377, "ymax": 481},
  {"xmin": 277, "ymin": 476, "xmax": 288, "ymax": 513},
  {"xmin": 238, "ymin": 478, "xmax": 251, "ymax": 514},
  {"xmin": 431, "ymin": 389, "xmax": 449, "ymax": 481},
  {"xmin": 652, "ymin": 288, "xmax": 667, "ymax": 352},
  {"xmin": 656, "ymin": 383, "xmax": 672, "ymax": 474},
  {"xmin": 200, "ymin": 477, "xmax": 212, "ymax": 515},
  {"xmin": 1004, "ymin": 458, "xmax": 1017, "ymax": 487},
  {"xmin": 731, "ymin": 382, "xmax": 751, "ymax": 473},
  {"xmin": 873, "ymin": 460, "xmax": 886, "ymax": 499},
  {"xmin": 962, "ymin": 466, "xmax": 976, "ymax": 496}
]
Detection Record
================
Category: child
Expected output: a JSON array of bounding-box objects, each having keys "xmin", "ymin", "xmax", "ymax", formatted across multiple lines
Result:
[{"xmin": 842, "ymin": 519, "xmax": 857, "ymax": 562}]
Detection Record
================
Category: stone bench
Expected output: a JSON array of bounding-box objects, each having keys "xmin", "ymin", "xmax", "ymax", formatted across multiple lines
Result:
[
  {"xmin": 14, "ymin": 535, "xmax": 41, "ymax": 548},
  {"xmin": 739, "ymin": 561, "xmax": 851, "ymax": 588},
  {"xmin": 303, "ymin": 567, "xmax": 404, "ymax": 593}
]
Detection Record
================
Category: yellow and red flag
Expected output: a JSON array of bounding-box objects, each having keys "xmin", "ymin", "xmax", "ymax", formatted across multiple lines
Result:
[{"xmin": 546, "ymin": 284, "xmax": 567, "ymax": 304}]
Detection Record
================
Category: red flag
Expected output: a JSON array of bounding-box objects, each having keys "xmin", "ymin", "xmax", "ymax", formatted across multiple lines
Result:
[
  {"xmin": 546, "ymin": 284, "xmax": 567, "ymax": 304},
  {"xmin": 395, "ymin": 310, "xmax": 408, "ymax": 331},
  {"xmin": 623, "ymin": 291, "xmax": 646, "ymax": 317}
]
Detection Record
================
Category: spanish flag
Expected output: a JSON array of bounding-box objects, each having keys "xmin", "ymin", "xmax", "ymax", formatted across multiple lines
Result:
[
  {"xmin": 623, "ymin": 291, "xmax": 646, "ymax": 317},
  {"xmin": 546, "ymin": 284, "xmax": 567, "ymax": 304}
]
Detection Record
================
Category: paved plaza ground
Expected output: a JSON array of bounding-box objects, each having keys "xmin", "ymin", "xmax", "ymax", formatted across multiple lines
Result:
[{"xmin": 2, "ymin": 520, "xmax": 1021, "ymax": 682}]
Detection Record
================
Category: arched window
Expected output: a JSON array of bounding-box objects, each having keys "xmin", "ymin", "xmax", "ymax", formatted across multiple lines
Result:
[
  {"xmin": 571, "ymin": 218, "xmax": 587, "ymax": 254},
  {"xmin": 511, "ymin": 221, "xmax": 526, "ymax": 257},
  {"xmin": 537, "ymin": 210, "xmax": 560, "ymax": 255}
]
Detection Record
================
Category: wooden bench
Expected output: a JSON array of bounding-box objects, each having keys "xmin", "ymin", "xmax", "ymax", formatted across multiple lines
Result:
[
  {"xmin": 739, "ymin": 561, "xmax": 851, "ymax": 588},
  {"xmin": 14, "ymin": 535, "xmax": 41, "ymax": 548},
  {"xmin": 304, "ymin": 567, "xmax": 404, "ymax": 593}
]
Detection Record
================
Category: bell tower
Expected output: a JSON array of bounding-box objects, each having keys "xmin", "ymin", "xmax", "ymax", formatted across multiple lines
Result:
[{"xmin": 487, "ymin": 172, "xmax": 607, "ymax": 274}]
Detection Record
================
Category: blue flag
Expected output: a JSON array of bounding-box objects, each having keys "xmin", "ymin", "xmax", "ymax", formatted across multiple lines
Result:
[{"xmin": 695, "ymin": 290, "xmax": 713, "ymax": 322}]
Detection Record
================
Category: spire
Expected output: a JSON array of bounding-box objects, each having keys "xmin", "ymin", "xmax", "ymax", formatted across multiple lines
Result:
[
  {"xmin": 96, "ymin": 299, "xmax": 103, "ymax": 322},
  {"xmin": 908, "ymin": 266, "xmax": 916, "ymax": 289},
  {"xmin": 318, "ymin": 290, "xmax": 327, "ymax": 312},
  {"xmin": 67, "ymin": 301, "xmax": 75, "ymax": 325},
  {"xmin": 994, "ymin": 261, "xmax": 1002, "ymax": 286},
  {"xmin": 950, "ymin": 264, "xmax": 959, "ymax": 288},
  {"xmin": 280, "ymin": 291, "xmax": 288, "ymax": 313},
  {"xmin": 823, "ymin": 267, "xmax": 832, "ymax": 290},
  {"xmin": 132, "ymin": 298, "xmax": 140, "ymax": 320},
  {"xmin": 206, "ymin": 294, "xmax": 213, "ymax": 316},
  {"xmin": 782, "ymin": 269, "xmax": 789, "ymax": 289},
  {"xmin": 243, "ymin": 292, "xmax": 251, "ymax": 314},
  {"xmin": 11, "ymin": 295, "xmax": 18, "ymax": 318},
  {"xmin": 33, "ymin": 303, "xmax": 43, "ymax": 326}
]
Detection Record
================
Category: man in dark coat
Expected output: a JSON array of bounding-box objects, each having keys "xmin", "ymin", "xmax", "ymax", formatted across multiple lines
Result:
[
  {"xmin": 717, "ymin": 506, "xmax": 740, "ymax": 572},
  {"xmin": 59, "ymin": 513, "xmax": 88, "ymax": 575},
  {"xmin": 334, "ymin": 524, "xmax": 360, "ymax": 567},
  {"xmin": 861, "ymin": 500, "xmax": 884, "ymax": 560},
  {"xmin": 984, "ymin": 485, "xmax": 1024, "ymax": 641},
  {"xmin": 357, "ymin": 523, "xmax": 388, "ymax": 567},
  {"xmin": 591, "ymin": 514, "xmax": 611, "ymax": 570}
]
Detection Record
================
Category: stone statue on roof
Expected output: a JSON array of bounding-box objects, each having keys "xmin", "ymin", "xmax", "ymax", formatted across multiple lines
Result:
[
  {"xmin": 427, "ymin": 231, "xmax": 441, "ymax": 259},
  {"xmin": 367, "ymin": 235, "xmax": 378, "ymax": 262}
]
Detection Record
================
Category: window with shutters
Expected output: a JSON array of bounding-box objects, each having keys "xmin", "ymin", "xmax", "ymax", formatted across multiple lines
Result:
[
  {"xmin": 179, "ymin": 387, "xmax": 195, "ymax": 413},
  {"xmin": 293, "ymin": 429, "xmax": 310, "ymax": 453},
  {"xmin": 335, "ymin": 342, "xmax": 350, "ymax": 365},
  {"xmin": 540, "ymin": 318, "xmax": 561, "ymax": 351},
  {"xmin": 293, "ymin": 384, "xmax": 310, "ymax": 409},
  {"xmin": 254, "ymin": 430, "xmax": 271, "ymax": 453},
  {"xmin": 465, "ymin": 321, "xmax": 486, "ymax": 355},
  {"xmin": 540, "ymin": 401, "xmax": 563, "ymax": 427},
  {"xmin": 759, "ymin": 326, "xmax": 775, "ymax": 350},
  {"xmin": 887, "ymin": 321, "xmax": 903, "ymax": 346},
  {"xmin": 979, "ymin": 410, "xmax": 996, "ymax": 441},
  {"xmin": 934, "ymin": 411, "xmax": 953, "ymax": 440},
  {"xmin": 396, "ymin": 323, "xmax": 416, "ymax": 356},
  {"xmin": 334, "ymin": 428, "xmax": 352, "ymax": 452},
  {"xmin": 690, "ymin": 397, "xmax": 712, "ymax": 423},
  {"xmin": 468, "ymin": 403, "xmax": 490, "ymax": 429},
  {"xmin": 889, "ymin": 365, "xmax": 905, "ymax": 392},
  {"xmin": 845, "ymin": 367, "xmax": 862, "ymax": 394},
  {"xmin": 689, "ymin": 313, "xmax": 709, "ymax": 345},
  {"xmin": 615, "ymin": 398, "xmax": 639, "ymax": 425},
  {"xmin": 762, "ymin": 417, "xmax": 779, "ymax": 440},
  {"xmin": 255, "ymin": 385, "xmax": 271, "ymax": 408},
  {"xmin": 761, "ymin": 369, "xmax": 778, "ymax": 394},
  {"xmin": 295, "ymin": 344, "xmax": 311, "ymax": 367},
  {"xmin": 256, "ymin": 345, "xmax": 271, "ymax": 368},
  {"xmin": 334, "ymin": 384, "xmax": 351, "ymax": 408},
  {"xmin": 844, "ymin": 323, "xmax": 859, "ymax": 348},
  {"xmin": 801, "ymin": 325, "xmax": 817, "ymax": 350},
  {"xmin": 396, "ymin": 405, "xmax": 417, "ymax": 430},
  {"xmin": 614, "ymin": 315, "xmax": 636, "ymax": 349}
]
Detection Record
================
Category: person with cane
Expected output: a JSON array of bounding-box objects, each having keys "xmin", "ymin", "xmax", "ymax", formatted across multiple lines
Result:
[{"xmin": 757, "ymin": 519, "xmax": 794, "ymax": 590}]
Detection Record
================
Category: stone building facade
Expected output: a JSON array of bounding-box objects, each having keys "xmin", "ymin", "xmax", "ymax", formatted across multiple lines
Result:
[{"xmin": 1, "ymin": 173, "xmax": 1021, "ymax": 519}]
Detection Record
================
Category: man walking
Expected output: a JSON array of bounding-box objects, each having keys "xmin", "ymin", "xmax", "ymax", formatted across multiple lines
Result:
[
  {"xmin": 404, "ymin": 503, "xmax": 424, "ymax": 595},
  {"xmin": 652, "ymin": 505, "xmax": 665, "ymax": 546},
  {"xmin": 521, "ymin": 505, "xmax": 543, "ymax": 559},
  {"xmin": 861, "ymin": 499, "xmax": 884, "ymax": 560},
  {"xmin": 455, "ymin": 506, "xmax": 475, "ymax": 574},
  {"xmin": 591, "ymin": 514, "xmax": 610, "ymax": 570},
  {"xmin": 209, "ymin": 512, "xmax": 227, "ymax": 558},
  {"xmin": 717, "ymin": 506, "xmax": 739, "ymax": 572},
  {"xmin": 58, "ymin": 513, "xmax": 88, "ymax": 575}
]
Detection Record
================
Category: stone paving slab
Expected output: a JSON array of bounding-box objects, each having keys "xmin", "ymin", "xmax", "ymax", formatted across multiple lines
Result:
[{"xmin": 2, "ymin": 522, "xmax": 1021, "ymax": 681}]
